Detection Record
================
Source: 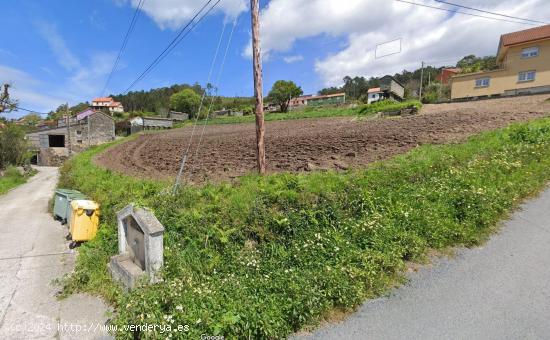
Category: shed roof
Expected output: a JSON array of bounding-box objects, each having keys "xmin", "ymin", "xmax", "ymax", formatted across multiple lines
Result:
[{"xmin": 368, "ymin": 87, "xmax": 382, "ymax": 93}]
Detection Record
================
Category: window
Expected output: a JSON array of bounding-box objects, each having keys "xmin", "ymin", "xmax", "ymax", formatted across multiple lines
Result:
[
  {"xmin": 77, "ymin": 139, "xmax": 83, "ymax": 144},
  {"xmin": 76, "ymin": 130, "xmax": 82, "ymax": 135},
  {"xmin": 521, "ymin": 47, "xmax": 539, "ymax": 59},
  {"xmin": 48, "ymin": 134, "xmax": 65, "ymax": 147},
  {"xmin": 518, "ymin": 70, "xmax": 536, "ymax": 82},
  {"xmin": 475, "ymin": 77, "xmax": 490, "ymax": 88}
]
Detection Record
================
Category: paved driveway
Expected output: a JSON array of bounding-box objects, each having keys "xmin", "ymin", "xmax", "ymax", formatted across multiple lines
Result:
[
  {"xmin": 0, "ymin": 167, "xmax": 111, "ymax": 339},
  {"xmin": 299, "ymin": 187, "xmax": 550, "ymax": 340}
]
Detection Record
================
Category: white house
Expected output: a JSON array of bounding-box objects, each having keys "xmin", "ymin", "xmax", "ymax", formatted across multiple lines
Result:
[
  {"xmin": 367, "ymin": 87, "xmax": 383, "ymax": 104},
  {"xmin": 91, "ymin": 97, "xmax": 124, "ymax": 114}
]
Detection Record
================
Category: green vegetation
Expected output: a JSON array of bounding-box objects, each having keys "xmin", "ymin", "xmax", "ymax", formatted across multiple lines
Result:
[
  {"xmin": 358, "ymin": 100, "xmax": 422, "ymax": 115},
  {"xmin": 267, "ymin": 80, "xmax": 304, "ymax": 113},
  {"xmin": 0, "ymin": 123, "xmax": 29, "ymax": 169},
  {"xmin": 175, "ymin": 100, "xmax": 421, "ymax": 127},
  {"xmin": 170, "ymin": 89, "xmax": 202, "ymax": 118},
  {"xmin": 59, "ymin": 118, "xmax": 550, "ymax": 339},
  {"xmin": 0, "ymin": 167, "xmax": 33, "ymax": 195}
]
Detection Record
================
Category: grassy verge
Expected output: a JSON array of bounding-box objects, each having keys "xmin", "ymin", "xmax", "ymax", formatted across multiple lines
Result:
[
  {"xmin": 0, "ymin": 166, "xmax": 34, "ymax": 195},
  {"xmin": 175, "ymin": 100, "xmax": 422, "ymax": 127},
  {"xmin": 60, "ymin": 118, "xmax": 550, "ymax": 339}
]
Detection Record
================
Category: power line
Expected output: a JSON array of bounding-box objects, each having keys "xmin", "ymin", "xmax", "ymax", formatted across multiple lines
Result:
[
  {"xmin": 434, "ymin": 0, "xmax": 549, "ymax": 25},
  {"xmin": 395, "ymin": 0, "xmax": 539, "ymax": 26},
  {"xmin": 0, "ymin": 99, "xmax": 49, "ymax": 116},
  {"xmin": 189, "ymin": 18, "xmax": 238, "ymax": 181},
  {"xmin": 173, "ymin": 17, "xmax": 229, "ymax": 191},
  {"xmin": 100, "ymin": 0, "xmax": 146, "ymax": 96},
  {"xmin": 124, "ymin": 0, "xmax": 222, "ymax": 94}
]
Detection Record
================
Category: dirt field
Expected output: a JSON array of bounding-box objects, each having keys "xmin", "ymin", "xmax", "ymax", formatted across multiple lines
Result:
[{"xmin": 96, "ymin": 94, "xmax": 550, "ymax": 183}]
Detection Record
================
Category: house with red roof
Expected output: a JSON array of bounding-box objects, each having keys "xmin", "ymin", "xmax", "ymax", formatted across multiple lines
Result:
[
  {"xmin": 436, "ymin": 68, "xmax": 462, "ymax": 85},
  {"xmin": 91, "ymin": 97, "xmax": 124, "ymax": 114},
  {"xmin": 451, "ymin": 24, "xmax": 550, "ymax": 100}
]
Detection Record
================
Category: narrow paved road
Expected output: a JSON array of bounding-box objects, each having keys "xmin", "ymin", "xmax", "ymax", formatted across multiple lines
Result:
[
  {"xmin": 0, "ymin": 167, "xmax": 111, "ymax": 339},
  {"xmin": 299, "ymin": 187, "xmax": 550, "ymax": 340}
]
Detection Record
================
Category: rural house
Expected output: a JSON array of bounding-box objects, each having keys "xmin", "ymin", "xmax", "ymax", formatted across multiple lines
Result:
[
  {"xmin": 91, "ymin": 97, "xmax": 124, "ymax": 114},
  {"xmin": 26, "ymin": 109, "xmax": 115, "ymax": 166},
  {"xmin": 450, "ymin": 24, "xmax": 550, "ymax": 100},
  {"xmin": 367, "ymin": 87, "xmax": 383, "ymax": 104},
  {"xmin": 289, "ymin": 93, "xmax": 346, "ymax": 109},
  {"xmin": 436, "ymin": 68, "xmax": 462, "ymax": 85},
  {"xmin": 366, "ymin": 75, "xmax": 405, "ymax": 104},
  {"xmin": 378, "ymin": 75, "xmax": 405, "ymax": 101},
  {"xmin": 130, "ymin": 116, "xmax": 173, "ymax": 134}
]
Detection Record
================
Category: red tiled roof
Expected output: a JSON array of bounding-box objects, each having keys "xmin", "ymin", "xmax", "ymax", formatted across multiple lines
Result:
[
  {"xmin": 368, "ymin": 87, "xmax": 381, "ymax": 93},
  {"xmin": 92, "ymin": 97, "xmax": 114, "ymax": 102},
  {"xmin": 500, "ymin": 24, "xmax": 550, "ymax": 47}
]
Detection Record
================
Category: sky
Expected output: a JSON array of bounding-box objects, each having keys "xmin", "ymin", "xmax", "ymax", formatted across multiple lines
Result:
[{"xmin": 1, "ymin": 0, "xmax": 549, "ymax": 119}]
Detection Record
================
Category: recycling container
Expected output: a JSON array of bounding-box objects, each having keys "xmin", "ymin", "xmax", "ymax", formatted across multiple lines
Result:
[
  {"xmin": 68, "ymin": 200, "xmax": 100, "ymax": 243},
  {"xmin": 53, "ymin": 189, "xmax": 88, "ymax": 223}
]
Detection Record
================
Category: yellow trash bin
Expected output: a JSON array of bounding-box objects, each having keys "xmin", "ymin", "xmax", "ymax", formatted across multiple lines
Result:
[{"xmin": 69, "ymin": 200, "xmax": 100, "ymax": 245}]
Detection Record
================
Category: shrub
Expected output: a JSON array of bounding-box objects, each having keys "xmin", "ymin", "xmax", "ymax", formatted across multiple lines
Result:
[
  {"xmin": 0, "ymin": 123, "xmax": 28, "ymax": 169},
  {"xmin": 358, "ymin": 100, "xmax": 422, "ymax": 115}
]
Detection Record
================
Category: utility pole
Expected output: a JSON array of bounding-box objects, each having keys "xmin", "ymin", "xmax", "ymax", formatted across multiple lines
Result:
[
  {"xmin": 251, "ymin": 0, "xmax": 266, "ymax": 174},
  {"xmin": 66, "ymin": 103, "xmax": 72, "ymax": 156},
  {"xmin": 419, "ymin": 61, "xmax": 425, "ymax": 100}
]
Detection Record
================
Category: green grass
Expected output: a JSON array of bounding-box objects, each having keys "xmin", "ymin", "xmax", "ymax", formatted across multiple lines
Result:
[
  {"xmin": 59, "ymin": 118, "xmax": 550, "ymax": 339},
  {"xmin": 358, "ymin": 100, "xmax": 422, "ymax": 115},
  {"xmin": 175, "ymin": 101, "xmax": 422, "ymax": 127},
  {"xmin": 0, "ymin": 167, "xmax": 33, "ymax": 195}
]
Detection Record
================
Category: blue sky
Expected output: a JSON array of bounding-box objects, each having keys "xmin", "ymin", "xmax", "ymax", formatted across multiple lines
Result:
[{"xmin": 1, "ymin": 0, "xmax": 547, "ymax": 119}]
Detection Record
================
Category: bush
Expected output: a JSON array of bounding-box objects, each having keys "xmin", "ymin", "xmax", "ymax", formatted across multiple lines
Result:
[
  {"xmin": 0, "ymin": 123, "xmax": 28, "ymax": 169},
  {"xmin": 170, "ymin": 89, "xmax": 201, "ymax": 118},
  {"xmin": 59, "ymin": 118, "xmax": 550, "ymax": 339},
  {"xmin": 358, "ymin": 100, "xmax": 422, "ymax": 115}
]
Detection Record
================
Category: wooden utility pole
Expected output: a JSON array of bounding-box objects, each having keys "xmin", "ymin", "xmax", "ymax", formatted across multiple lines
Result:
[
  {"xmin": 66, "ymin": 103, "xmax": 72, "ymax": 156},
  {"xmin": 419, "ymin": 61, "xmax": 425, "ymax": 100},
  {"xmin": 251, "ymin": 0, "xmax": 266, "ymax": 174}
]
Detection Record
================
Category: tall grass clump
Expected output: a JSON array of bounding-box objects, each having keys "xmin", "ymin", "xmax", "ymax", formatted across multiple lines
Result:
[
  {"xmin": 358, "ymin": 100, "xmax": 422, "ymax": 115},
  {"xmin": 59, "ymin": 118, "xmax": 550, "ymax": 339}
]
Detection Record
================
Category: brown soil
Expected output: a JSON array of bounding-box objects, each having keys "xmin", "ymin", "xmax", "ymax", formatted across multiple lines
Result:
[{"xmin": 96, "ymin": 94, "xmax": 550, "ymax": 183}]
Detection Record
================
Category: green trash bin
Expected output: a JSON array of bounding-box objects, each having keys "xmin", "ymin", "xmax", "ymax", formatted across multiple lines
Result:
[{"xmin": 53, "ymin": 189, "xmax": 88, "ymax": 224}]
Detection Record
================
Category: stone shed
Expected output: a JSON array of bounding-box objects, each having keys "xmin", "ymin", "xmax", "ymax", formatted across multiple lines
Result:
[{"xmin": 26, "ymin": 109, "xmax": 115, "ymax": 166}]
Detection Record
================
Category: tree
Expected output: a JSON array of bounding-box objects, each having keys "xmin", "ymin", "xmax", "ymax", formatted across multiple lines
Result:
[
  {"xmin": 169, "ymin": 89, "xmax": 202, "ymax": 117},
  {"xmin": 267, "ymin": 80, "xmax": 303, "ymax": 113},
  {"xmin": 0, "ymin": 84, "xmax": 17, "ymax": 113},
  {"xmin": 0, "ymin": 123, "xmax": 28, "ymax": 169}
]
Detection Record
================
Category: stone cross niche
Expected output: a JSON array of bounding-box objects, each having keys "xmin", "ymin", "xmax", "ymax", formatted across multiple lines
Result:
[{"xmin": 108, "ymin": 204, "xmax": 164, "ymax": 290}]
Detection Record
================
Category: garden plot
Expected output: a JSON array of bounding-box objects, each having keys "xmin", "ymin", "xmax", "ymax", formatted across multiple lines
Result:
[{"xmin": 96, "ymin": 94, "xmax": 550, "ymax": 183}]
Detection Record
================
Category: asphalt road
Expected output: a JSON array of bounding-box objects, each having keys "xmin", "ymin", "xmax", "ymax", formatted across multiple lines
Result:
[
  {"xmin": 299, "ymin": 187, "xmax": 550, "ymax": 340},
  {"xmin": 0, "ymin": 167, "xmax": 111, "ymax": 339}
]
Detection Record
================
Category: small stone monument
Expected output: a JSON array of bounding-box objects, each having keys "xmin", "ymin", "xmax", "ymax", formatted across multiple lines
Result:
[{"xmin": 108, "ymin": 204, "xmax": 164, "ymax": 290}]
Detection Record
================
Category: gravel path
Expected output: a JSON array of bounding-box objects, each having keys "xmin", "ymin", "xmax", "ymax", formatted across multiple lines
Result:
[{"xmin": 0, "ymin": 167, "xmax": 111, "ymax": 339}]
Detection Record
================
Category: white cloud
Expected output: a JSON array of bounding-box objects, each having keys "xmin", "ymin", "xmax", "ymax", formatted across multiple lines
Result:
[
  {"xmin": 122, "ymin": 0, "xmax": 248, "ymax": 29},
  {"xmin": 250, "ymin": 0, "xmax": 550, "ymax": 86},
  {"xmin": 0, "ymin": 23, "xmax": 118, "ymax": 118},
  {"xmin": 36, "ymin": 21, "xmax": 81, "ymax": 72},
  {"xmin": 283, "ymin": 55, "xmax": 304, "ymax": 64}
]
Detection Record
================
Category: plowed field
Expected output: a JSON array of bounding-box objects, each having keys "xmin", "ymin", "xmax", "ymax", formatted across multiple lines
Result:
[{"xmin": 96, "ymin": 94, "xmax": 550, "ymax": 183}]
